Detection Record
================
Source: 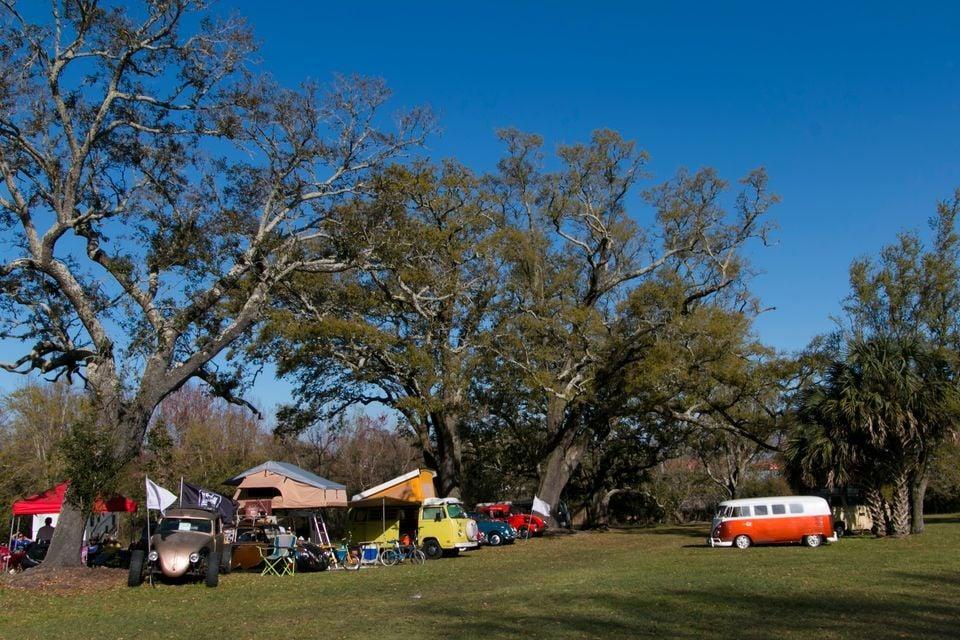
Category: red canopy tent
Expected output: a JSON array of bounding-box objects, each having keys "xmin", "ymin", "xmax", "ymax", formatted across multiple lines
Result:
[
  {"xmin": 11, "ymin": 482, "xmax": 137, "ymax": 515},
  {"xmin": 8, "ymin": 482, "xmax": 138, "ymax": 552}
]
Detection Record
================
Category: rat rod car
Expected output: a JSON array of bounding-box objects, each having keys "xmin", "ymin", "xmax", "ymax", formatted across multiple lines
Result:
[{"xmin": 128, "ymin": 508, "xmax": 232, "ymax": 587}]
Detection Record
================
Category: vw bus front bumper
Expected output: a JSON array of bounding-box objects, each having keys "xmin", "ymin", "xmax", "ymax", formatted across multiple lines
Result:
[
  {"xmin": 708, "ymin": 537, "xmax": 733, "ymax": 547},
  {"xmin": 454, "ymin": 541, "xmax": 479, "ymax": 550}
]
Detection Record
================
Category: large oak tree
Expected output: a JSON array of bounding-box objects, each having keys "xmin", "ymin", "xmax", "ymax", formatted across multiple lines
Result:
[{"xmin": 0, "ymin": 0, "xmax": 426, "ymax": 565}]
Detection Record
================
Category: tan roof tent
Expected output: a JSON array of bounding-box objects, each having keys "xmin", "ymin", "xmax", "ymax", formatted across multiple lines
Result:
[
  {"xmin": 350, "ymin": 469, "xmax": 437, "ymax": 508},
  {"xmin": 225, "ymin": 460, "xmax": 348, "ymax": 511}
]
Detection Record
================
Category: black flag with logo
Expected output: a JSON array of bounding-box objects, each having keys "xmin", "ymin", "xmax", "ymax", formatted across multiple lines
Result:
[{"xmin": 181, "ymin": 481, "xmax": 237, "ymax": 524}]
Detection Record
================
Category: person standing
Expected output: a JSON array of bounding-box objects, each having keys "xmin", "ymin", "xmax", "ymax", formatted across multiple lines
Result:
[{"xmin": 36, "ymin": 517, "xmax": 55, "ymax": 543}]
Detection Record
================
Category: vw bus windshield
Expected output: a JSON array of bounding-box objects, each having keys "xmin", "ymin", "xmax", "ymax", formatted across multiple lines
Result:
[{"xmin": 446, "ymin": 503, "xmax": 467, "ymax": 518}]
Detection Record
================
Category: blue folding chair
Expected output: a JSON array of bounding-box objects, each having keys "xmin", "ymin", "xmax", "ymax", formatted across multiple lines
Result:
[{"xmin": 260, "ymin": 533, "xmax": 297, "ymax": 576}]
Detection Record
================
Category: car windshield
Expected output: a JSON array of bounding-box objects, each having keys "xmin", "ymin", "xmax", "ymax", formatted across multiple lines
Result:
[
  {"xmin": 447, "ymin": 503, "xmax": 467, "ymax": 518},
  {"xmin": 159, "ymin": 518, "xmax": 212, "ymax": 535}
]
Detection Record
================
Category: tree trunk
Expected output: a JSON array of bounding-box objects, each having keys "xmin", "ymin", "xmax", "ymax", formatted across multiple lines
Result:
[
  {"xmin": 909, "ymin": 470, "xmax": 929, "ymax": 535},
  {"xmin": 889, "ymin": 471, "xmax": 911, "ymax": 536},
  {"xmin": 863, "ymin": 485, "xmax": 888, "ymax": 537},
  {"xmin": 42, "ymin": 496, "xmax": 86, "ymax": 567},
  {"xmin": 535, "ymin": 427, "xmax": 591, "ymax": 527},
  {"xmin": 431, "ymin": 411, "xmax": 463, "ymax": 498}
]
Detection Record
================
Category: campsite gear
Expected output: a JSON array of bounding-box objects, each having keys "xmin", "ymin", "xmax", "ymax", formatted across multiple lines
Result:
[
  {"xmin": 708, "ymin": 496, "xmax": 838, "ymax": 549},
  {"xmin": 348, "ymin": 470, "xmax": 479, "ymax": 559},
  {"xmin": 360, "ymin": 544, "xmax": 379, "ymax": 565},
  {"xmin": 260, "ymin": 533, "xmax": 297, "ymax": 576}
]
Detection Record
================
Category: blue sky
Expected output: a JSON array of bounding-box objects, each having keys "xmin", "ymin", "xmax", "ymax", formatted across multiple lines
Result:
[
  {"xmin": 3, "ymin": 2, "xmax": 960, "ymax": 414},
  {"xmin": 232, "ymin": 1, "xmax": 960, "ymax": 409}
]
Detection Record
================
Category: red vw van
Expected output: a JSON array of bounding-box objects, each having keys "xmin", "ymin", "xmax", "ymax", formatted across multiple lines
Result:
[{"xmin": 708, "ymin": 496, "xmax": 837, "ymax": 549}]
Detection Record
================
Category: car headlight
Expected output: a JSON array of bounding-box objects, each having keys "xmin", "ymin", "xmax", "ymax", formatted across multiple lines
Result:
[
  {"xmin": 147, "ymin": 551, "xmax": 158, "ymax": 561},
  {"xmin": 189, "ymin": 552, "xmax": 200, "ymax": 563}
]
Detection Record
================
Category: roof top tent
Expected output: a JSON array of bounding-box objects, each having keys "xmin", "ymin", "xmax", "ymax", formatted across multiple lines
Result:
[
  {"xmin": 350, "ymin": 469, "xmax": 437, "ymax": 544},
  {"xmin": 8, "ymin": 482, "xmax": 138, "ymax": 548},
  {"xmin": 224, "ymin": 461, "xmax": 349, "ymax": 545},
  {"xmin": 350, "ymin": 468, "xmax": 437, "ymax": 507}
]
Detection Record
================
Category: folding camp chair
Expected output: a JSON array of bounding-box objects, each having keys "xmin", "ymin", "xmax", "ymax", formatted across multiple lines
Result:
[{"xmin": 260, "ymin": 534, "xmax": 297, "ymax": 576}]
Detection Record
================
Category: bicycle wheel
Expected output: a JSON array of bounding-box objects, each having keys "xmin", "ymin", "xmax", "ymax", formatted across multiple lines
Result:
[
  {"xmin": 380, "ymin": 548, "xmax": 400, "ymax": 567},
  {"xmin": 410, "ymin": 549, "xmax": 426, "ymax": 565},
  {"xmin": 343, "ymin": 550, "xmax": 361, "ymax": 571}
]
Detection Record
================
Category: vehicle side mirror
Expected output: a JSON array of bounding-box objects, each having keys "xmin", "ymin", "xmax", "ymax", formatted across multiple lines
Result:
[{"xmin": 434, "ymin": 513, "xmax": 442, "ymax": 522}]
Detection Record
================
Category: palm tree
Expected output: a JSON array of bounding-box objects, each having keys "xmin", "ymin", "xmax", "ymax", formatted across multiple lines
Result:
[{"xmin": 792, "ymin": 336, "xmax": 959, "ymax": 536}]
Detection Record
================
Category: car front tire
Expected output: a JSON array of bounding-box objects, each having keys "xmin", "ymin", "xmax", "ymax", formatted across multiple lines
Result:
[
  {"xmin": 734, "ymin": 534, "xmax": 752, "ymax": 550},
  {"xmin": 205, "ymin": 551, "xmax": 220, "ymax": 587},
  {"xmin": 127, "ymin": 550, "xmax": 145, "ymax": 587},
  {"xmin": 487, "ymin": 532, "xmax": 502, "ymax": 546},
  {"xmin": 803, "ymin": 534, "xmax": 823, "ymax": 548}
]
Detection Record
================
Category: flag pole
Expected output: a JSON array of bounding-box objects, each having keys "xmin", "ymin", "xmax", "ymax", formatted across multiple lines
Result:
[
  {"xmin": 179, "ymin": 477, "xmax": 184, "ymax": 506},
  {"xmin": 145, "ymin": 476, "xmax": 153, "ymax": 587}
]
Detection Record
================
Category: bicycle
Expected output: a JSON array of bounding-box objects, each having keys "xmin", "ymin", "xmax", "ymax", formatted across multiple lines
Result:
[
  {"xmin": 379, "ymin": 539, "xmax": 426, "ymax": 566},
  {"xmin": 323, "ymin": 541, "xmax": 361, "ymax": 571}
]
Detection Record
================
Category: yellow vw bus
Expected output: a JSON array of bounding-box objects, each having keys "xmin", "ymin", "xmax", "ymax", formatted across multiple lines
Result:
[{"xmin": 348, "ymin": 470, "xmax": 479, "ymax": 559}]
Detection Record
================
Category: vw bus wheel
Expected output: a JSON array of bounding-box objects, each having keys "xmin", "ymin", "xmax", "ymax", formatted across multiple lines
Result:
[
  {"xmin": 205, "ymin": 552, "xmax": 220, "ymax": 587},
  {"xmin": 422, "ymin": 539, "xmax": 443, "ymax": 560},
  {"xmin": 803, "ymin": 535, "xmax": 823, "ymax": 548},
  {"xmin": 127, "ymin": 550, "xmax": 145, "ymax": 587},
  {"xmin": 734, "ymin": 535, "xmax": 752, "ymax": 550},
  {"xmin": 833, "ymin": 523, "xmax": 845, "ymax": 539},
  {"xmin": 487, "ymin": 532, "xmax": 502, "ymax": 546}
]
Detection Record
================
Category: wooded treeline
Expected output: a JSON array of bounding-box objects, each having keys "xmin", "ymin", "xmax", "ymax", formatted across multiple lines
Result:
[{"xmin": 1, "ymin": 1, "xmax": 959, "ymax": 563}]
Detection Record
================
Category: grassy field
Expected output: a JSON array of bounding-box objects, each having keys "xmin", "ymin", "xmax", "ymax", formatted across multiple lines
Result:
[{"xmin": 2, "ymin": 516, "xmax": 960, "ymax": 639}]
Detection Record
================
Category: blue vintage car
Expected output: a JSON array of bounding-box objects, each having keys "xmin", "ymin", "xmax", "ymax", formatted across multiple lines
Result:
[{"xmin": 467, "ymin": 512, "xmax": 516, "ymax": 546}]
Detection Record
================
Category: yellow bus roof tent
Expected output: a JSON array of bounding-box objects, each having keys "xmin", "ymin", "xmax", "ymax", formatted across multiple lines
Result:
[{"xmin": 350, "ymin": 469, "xmax": 437, "ymax": 507}]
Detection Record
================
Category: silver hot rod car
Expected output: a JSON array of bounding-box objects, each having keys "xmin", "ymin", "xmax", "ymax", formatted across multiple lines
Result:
[{"xmin": 128, "ymin": 508, "xmax": 232, "ymax": 587}]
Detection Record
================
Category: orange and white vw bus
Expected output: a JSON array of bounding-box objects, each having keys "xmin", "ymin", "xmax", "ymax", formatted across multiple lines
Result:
[{"xmin": 708, "ymin": 496, "xmax": 837, "ymax": 549}]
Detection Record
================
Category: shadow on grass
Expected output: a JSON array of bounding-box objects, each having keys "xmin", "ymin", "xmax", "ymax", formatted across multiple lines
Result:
[
  {"xmin": 608, "ymin": 525, "xmax": 707, "ymax": 539},
  {"xmin": 418, "ymin": 581, "xmax": 960, "ymax": 639}
]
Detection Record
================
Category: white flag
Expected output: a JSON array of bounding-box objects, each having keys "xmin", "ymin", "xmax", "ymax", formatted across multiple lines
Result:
[
  {"xmin": 146, "ymin": 477, "xmax": 177, "ymax": 512},
  {"xmin": 532, "ymin": 495, "xmax": 551, "ymax": 517}
]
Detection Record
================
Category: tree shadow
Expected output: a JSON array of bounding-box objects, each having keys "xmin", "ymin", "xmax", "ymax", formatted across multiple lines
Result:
[{"xmin": 417, "ymin": 581, "xmax": 960, "ymax": 639}]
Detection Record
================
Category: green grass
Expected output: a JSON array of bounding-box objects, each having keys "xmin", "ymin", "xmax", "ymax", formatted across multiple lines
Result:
[{"xmin": 3, "ymin": 516, "xmax": 960, "ymax": 639}]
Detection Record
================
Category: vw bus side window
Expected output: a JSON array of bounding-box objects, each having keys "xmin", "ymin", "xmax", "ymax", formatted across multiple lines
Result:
[
  {"xmin": 422, "ymin": 506, "xmax": 444, "ymax": 521},
  {"xmin": 789, "ymin": 503, "xmax": 804, "ymax": 514},
  {"xmin": 732, "ymin": 506, "xmax": 750, "ymax": 517},
  {"xmin": 753, "ymin": 505, "xmax": 769, "ymax": 516},
  {"xmin": 772, "ymin": 504, "xmax": 786, "ymax": 515}
]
